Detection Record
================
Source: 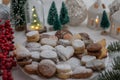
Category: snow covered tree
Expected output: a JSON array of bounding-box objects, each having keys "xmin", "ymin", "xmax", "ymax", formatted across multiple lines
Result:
[
  {"xmin": 100, "ymin": 10, "xmax": 110, "ymax": 32},
  {"xmin": 60, "ymin": 2, "xmax": 69, "ymax": 25},
  {"xmin": 53, "ymin": 14, "xmax": 62, "ymax": 30},
  {"xmin": 30, "ymin": 6, "xmax": 42, "ymax": 31},
  {"xmin": 10, "ymin": 0, "xmax": 27, "ymax": 31},
  {"xmin": 47, "ymin": 1, "xmax": 58, "ymax": 25}
]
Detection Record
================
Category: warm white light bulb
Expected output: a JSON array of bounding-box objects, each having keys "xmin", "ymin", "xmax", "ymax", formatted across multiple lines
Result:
[
  {"xmin": 37, "ymin": 24, "xmax": 40, "ymax": 26},
  {"xmin": 33, "ymin": 14, "xmax": 37, "ymax": 17},
  {"xmin": 32, "ymin": 8, "xmax": 34, "ymax": 11},
  {"xmin": 34, "ymin": 20, "xmax": 37, "ymax": 22},
  {"xmin": 31, "ymin": 26, "xmax": 34, "ymax": 29},
  {"xmin": 35, "ymin": 27, "xmax": 39, "ymax": 30}
]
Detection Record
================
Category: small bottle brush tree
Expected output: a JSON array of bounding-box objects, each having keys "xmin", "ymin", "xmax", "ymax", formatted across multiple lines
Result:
[
  {"xmin": 30, "ymin": 6, "xmax": 42, "ymax": 31},
  {"xmin": 53, "ymin": 15, "xmax": 62, "ymax": 30},
  {"xmin": 47, "ymin": 1, "xmax": 58, "ymax": 25},
  {"xmin": 100, "ymin": 10, "xmax": 110, "ymax": 35},
  {"xmin": 60, "ymin": 2, "xmax": 70, "ymax": 26},
  {"xmin": 10, "ymin": 0, "xmax": 27, "ymax": 31}
]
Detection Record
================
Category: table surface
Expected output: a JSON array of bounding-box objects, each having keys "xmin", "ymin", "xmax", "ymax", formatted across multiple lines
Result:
[{"xmin": 12, "ymin": 0, "xmax": 118, "ymax": 80}]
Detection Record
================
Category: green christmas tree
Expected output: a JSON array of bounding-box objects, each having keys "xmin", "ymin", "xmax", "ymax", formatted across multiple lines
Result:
[
  {"xmin": 30, "ymin": 6, "xmax": 42, "ymax": 31},
  {"xmin": 60, "ymin": 2, "xmax": 69, "ymax": 25},
  {"xmin": 10, "ymin": 0, "xmax": 27, "ymax": 31},
  {"xmin": 100, "ymin": 10, "xmax": 110, "ymax": 32},
  {"xmin": 47, "ymin": 1, "xmax": 58, "ymax": 25},
  {"xmin": 53, "ymin": 15, "xmax": 62, "ymax": 30}
]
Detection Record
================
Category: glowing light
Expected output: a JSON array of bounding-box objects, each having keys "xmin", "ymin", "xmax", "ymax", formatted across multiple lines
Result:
[
  {"xmin": 34, "ymin": 20, "xmax": 37, "ymax": 22},
  {"xmin": 32, "ymin": 8, "xmax": 35, "ymax": 11},
  {"xmin": 37, "ymin": 24, "xmax": 40, "ymax": 26},
  {"xmin": 35, "ymin": 27, "xmax": 39, "ymax": 30},
  {"xmin": 33, "ymin": 14, "xmax": 37, "ymax": 17},
  {"xmin": 95, "ymin": 16, "xmax": 99, "ymax": 24},
  {"xmin": 31, "ymin": 26, "xmax": 34, "ymax": 29}
]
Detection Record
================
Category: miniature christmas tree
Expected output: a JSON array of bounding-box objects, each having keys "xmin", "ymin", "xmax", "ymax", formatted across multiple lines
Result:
[
  {"xmin": 30, "ymin": 6, "xmax": 42, "ymax": 31},
  {"xmin": 10, "ymin": 0, "xmax": 27, "ymax": 31},
  {"xmin": 100, "ymin": 10, "xmax": 110, "ymax": 35},
  {"xmin": 53, "ymin": 15, "xmax": 62, "ymax": 30},
  {"xmin": 60, "ymin": 2, "xmax": 69, "ymax": 25},
  {"xmin": 47, "ymin": 1, "xmax": 58, "ymax": 25}
]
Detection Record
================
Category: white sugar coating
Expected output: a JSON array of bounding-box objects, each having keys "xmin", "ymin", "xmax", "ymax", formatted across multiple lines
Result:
[
  {"xmin": 72, "ymin": 39, "xmax": 84, "ymax": 48},
  {"xmin": 26, "ymin": 31, "xmax": 39, "ymax": 37},
  {"xmin": 16, "ymin": 44, "xmax": 31, "ymax": 57},
  {"xmin": 26, "ymin": 61, "xmax": 38, "ymax": 70},
  {"xmin": 40, "ymin": 45, "xmax": 55, "ymax": 51},
  {"xmin": 56, "ymin": 64, "xmax": 71, "ymax": 71},
  {"xmin": 55, "ymin": 45, "xmax": 74, "ymax": 60},
  {"xmin": 40, "ymin": 59, "xmax": 55, "ymax": 65},
  {"xmin": 26, "ymin": 42, "xmax": 41, "ymax": 48},
  {"xmin": 59, "ymin": 39, "xmax": 71, "ymax": 44},
  {"xmin": 40, "ymin": 38, "xmax": 57, "ymax": 46},
  {"xmin": 30, "ymin": 52, "xmax": 40, "ymax": 59},
  {"xmin": 86, "ymin": 59, "xmax": 104, "ymax": 68},
  {"xmin": 40, "ymin": 50, "xmax": 57, "ymax": 59},
  {"xmin": 73, "ymin": 66, "xmax": 92, "ymax": 74},
  {"xmin": 81, "ymin": 55, "xmax": 96, "ymax": 63},
  {"xmin": 65, "ymin": 57, "xmax": 81, "ymax": 70}
]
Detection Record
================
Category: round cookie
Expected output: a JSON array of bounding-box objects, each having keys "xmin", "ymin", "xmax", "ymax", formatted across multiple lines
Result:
[
  {"xmin": 38, "ymin": 59, "xmax": 56, "ymax": 78},
  {"xmin": 24, "ymin": 62, "xmax": 38, "ymax": 74},
  {"xmin": 40, "ymin": 45, "xmax": 55, "ymax": 51},
  {"xmin": 71, "ymin": 66, "xmax": 93, "ymax": 79},
  {"xmin": 72, "ymin": 39, "xmax": 85, "ymax": 54},
  {"xmin": 30, "ymin": 51, "xmax": 40, "ymax": 61},
  {"xmin": 40, "ymin": 50, "xmax": 58, "ymax": 63},
  {"xmin": 87, "ymin": 43, "xmax": 102, "ymax": 58},
  {"xmin": 26, "ymin": 31, "xmax": 40, "ymax": 42},
  {"xmin": 26, "ymin": 42, "xmax": 41, "ymax": 51},
  {"xmin": 81, "ymin": 55, "xmax": 96, "ymax": 66}
]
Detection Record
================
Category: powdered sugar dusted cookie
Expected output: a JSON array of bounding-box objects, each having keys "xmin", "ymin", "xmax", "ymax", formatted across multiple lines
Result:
[
  {"xmin": 40, "ymin": 45, "xmax": 55, "ymax": 51},
  {"xmin": 81, "ymin": 55, "xmax": 96, "ymax": 65},
  {"xmin": 15, "ymin": 44, "xmax": 31, "ymax": 60},
  {"xmin": 65, "ymin": 57, "xmax": 81, "ymax": 70},
  {"xmin": 26, "ymin": 42, "xmax": 41, "ymax": 51},
  {"xmin": 40, "ymin": 50, "xmax": 58, "ymax": 62},
  {"xmin": 86, "ymin": 59, "xmax": 105, "ymax": 71},
  {"xmin": 30, "ymin": 51, "xmax": 40, "ymax": 61},
  {"xmin": 26, "ymin": 31, "xmax": 40, "ymax": 42},
  {"xmin": 55, "ymin": 45, "xmax": 74, "ymax": 61},
  {"xmin": 71, "ymin": 66, "xmax": 93, "ymax": 79},
  {"xmin": 40, "ymin": 38, "xmax": 58, "ymax": 46},
  {"xmin": 58, "ymin": 39, "xmax": 71, "ymax": 46},
  {"xmin": 38, "ymin": 59, "xmax": 56, "ymax": 78},
  {"xmin": 24, "ymin": 61, "xmax": 39, "ymax": 74}
]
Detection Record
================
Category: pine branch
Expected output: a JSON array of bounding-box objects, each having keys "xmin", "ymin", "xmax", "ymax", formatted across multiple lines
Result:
[
  {"xmin": 107, "ymin": 41, "xmax": 120, "ymax": 53},
  {"xmin": 112, "ymin": 56, "xmax": 120, "ymax": 70},
  {"xmin": 98, "ymin": 70, "xmax": 120, "ymax": 80}
]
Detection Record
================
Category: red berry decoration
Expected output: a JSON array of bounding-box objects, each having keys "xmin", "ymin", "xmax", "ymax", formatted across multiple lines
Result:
[{"xmin": 0, "ymin": 20, "xmax": 16, "ymax": 80}]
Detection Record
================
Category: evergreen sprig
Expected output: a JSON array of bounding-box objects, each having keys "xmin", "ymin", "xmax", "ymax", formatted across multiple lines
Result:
[
  {"xmin": 112, "ymin": 56, "xmax": 120, "ymax": 70},
  {"xmin": 98, "ymin": 56, "xmax": 120, "ymax": 80},
  {"xmin": 98, "ymin": 70, "xmax": 120, "ymax": 80},
  {"xmin": 107, "ymin": 41, "xmax": 120, "ymax": 53}
]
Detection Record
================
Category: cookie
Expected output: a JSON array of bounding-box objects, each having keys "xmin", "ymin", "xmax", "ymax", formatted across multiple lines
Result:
[
  {"xmin": 58, "ymin": 39, "xmax": 71, "ymax": 46},
  {"xmin": 40, "ymin": 45, "xmax": 55, "ymax": 51},
  {"xmin": 17, "ymin": 59, "xmax": 32, "ymax": 67},
  {"xmin": 86, "ymin": 59, "xmax": 105, "ymax": 71},
  {"xmin": 55, "ymin": 45, "xmax": 74, "ymax": 61},
  {"xmin": 26, "ymin": 42, "xmax": 41, "ymax": 51},
  {"xmin": 24, "ymin": 62, "xmax": 38, "ymax": 74},
  {"xmin": 72, "ymin": 39, "xmax": 85, "ymax": 54},
  {"xmin": 65, "ymin": 57, "xmax": 81, "ymax": 70},
  {"xmin": 87, "ymin": 43, "xmax": 102, "ymax": 58},
  {"xmin": 30, "ymin": 51, "xmax": 40, "ymax": 61},
  {"xmin": 81, "ymin": 55, "xmax": 96, "ymax": 66},
  {"xmin": 57, "ymin": 71, "xmax": 72, "ymax": 79},
  {"xmin": 26, "ymin": 31, "xmax": 40, "ymax": 42},
  {"xmin": 40, "ymin": 50, "xmax": 58, "ymax": 63},
  {"xmin": 55, "ymin": 30, "xmax": 72, "ymax": 39},
  {"xmin": 38, "ymin": 59, "xmax": 56, "ymax": 78},
  {"xmin": 79, "ymin": 33, "xmax": 91, "ymax": 40},
  {"xmin": 40, "ymin": 37, "xmax": 58, "ymax": 47},
  {"xmin": 71, "ymin": 66, "xmax": 93, "ymax": 79}
]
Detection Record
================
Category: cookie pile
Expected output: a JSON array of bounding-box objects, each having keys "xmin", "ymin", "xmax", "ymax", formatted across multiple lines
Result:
[{"xmin": 15, "ymin": 30, "xmax": 108, "ymax": 79}]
